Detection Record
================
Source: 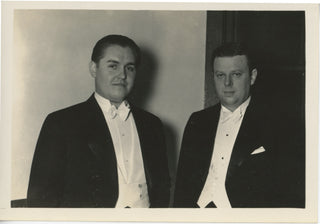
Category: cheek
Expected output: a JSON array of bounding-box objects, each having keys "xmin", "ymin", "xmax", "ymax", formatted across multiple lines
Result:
[
  {"xmin": 237, "ymin": 81, "xmax": 251, "ymax": 95},
  {"xmin": 127, "ymin": 74, "xmax": 136, "ymax": 84},
  {"xmin": 214, "ymin": 81, "xmax": 223, "ymax": 91},
  {"xmin": 98, "ymin": 72, "xmax": 112, "ymax": 83}
]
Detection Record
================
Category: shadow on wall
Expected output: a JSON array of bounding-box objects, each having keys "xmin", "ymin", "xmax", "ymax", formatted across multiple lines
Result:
[
  {"xmin": 129, "ymin": 46, "xmax": 158, "ymax": 108},
  {"xmin": 128, "ymin": 47, "xmax": 178, "ymax": 206}
]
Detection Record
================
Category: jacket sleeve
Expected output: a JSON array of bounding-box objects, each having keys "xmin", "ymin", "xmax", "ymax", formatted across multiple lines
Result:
[
  {"xmin": 27, "ymin": 114, "xmax": 67, "ymax": 207},
  {"xmin": 173, "ymin": 113, "xmax": 199, "ymax": 207}
]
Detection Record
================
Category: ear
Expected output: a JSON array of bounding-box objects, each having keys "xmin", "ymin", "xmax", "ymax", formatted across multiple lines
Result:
[
  {"xmin": 89, "ymin": 61, "xmax": 97, "ymax": 78},
  {"xmin": 250, "ymin": 68, "xmax": 258, "ymax": 85}
]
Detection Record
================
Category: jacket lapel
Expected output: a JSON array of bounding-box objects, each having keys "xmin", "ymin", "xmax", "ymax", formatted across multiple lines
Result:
[
  {"xmin": 85, "ymin": 95, "xmax": 118, "ymax": 185},
  {"xmin": 196, "ymin": 106, "xmax": 221, "ymax": 187},
  {"xmin": 226, "ymin": 100, "xmax": 261, "ymax": 180}
]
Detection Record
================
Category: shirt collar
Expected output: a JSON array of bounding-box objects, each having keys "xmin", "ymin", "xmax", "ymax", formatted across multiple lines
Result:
[
  {"xmin": 94, "ymin": 92, "xmax": 131, "ymax": 121},
  {"xmin": 220, "ymin": 96, "xmax": 251, "ymax": 122}
]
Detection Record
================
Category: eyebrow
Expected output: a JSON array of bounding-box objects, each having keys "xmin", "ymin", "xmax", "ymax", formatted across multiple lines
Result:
[
  {"xmin": 106, "ymin": 60, "xmax": 119, "ymax": 64},
  {"xmin": 214, "ymin": 70, "xmax": 243, "ymax": 73},
  {"xmin": 106, "ymin": 60, "xmax": 136, "ymax": 66}
]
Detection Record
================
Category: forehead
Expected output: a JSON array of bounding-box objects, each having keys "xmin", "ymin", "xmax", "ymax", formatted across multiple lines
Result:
[
  {"xmin": 213, "ymin": 55, "xmax": 249, "ymax": 70},
  {"xmin": 102, "ymin": 44, "xmax": 136, "ymax": 61}
]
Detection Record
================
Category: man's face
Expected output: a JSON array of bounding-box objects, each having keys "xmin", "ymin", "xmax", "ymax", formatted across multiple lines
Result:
[
  {"xmin": 213, "ymin": 55, "xmax": 257, "ymax": 111},
  {"xmin": 90, "ymin": 44, "xmax": 137, "ymax": 107}
]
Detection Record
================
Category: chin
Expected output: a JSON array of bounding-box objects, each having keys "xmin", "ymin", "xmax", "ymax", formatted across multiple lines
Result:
[
  {"xmin": 111, "ymin": 95, "xmax": 127, "ymax": 102},
  {"xmin": 111, "ymin": 97, "xmax": 125, "ymax": 103},
  {"xmin": 222, "ymin": 98, "xmax": 236, "ymax": 104}
]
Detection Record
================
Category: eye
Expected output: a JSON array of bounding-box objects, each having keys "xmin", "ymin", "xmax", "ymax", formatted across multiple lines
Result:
[
  {"xmin": 215, "ymin": 73, "xmax": 225, "ymax": 78},
  {"xmin": 232, "ymin": 72, "xmax": 242, "ymax": 77},
  {"xmin": 126, "ymin": 65, "xmax": 136, "ymax": 72},
  {"xmin": 108, "ymin": 64, "xmax": 118, "ymax": 70}
]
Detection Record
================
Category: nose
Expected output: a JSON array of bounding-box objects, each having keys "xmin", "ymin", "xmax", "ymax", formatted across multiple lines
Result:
[
  {"xmin": 118, "ymin": 66, "xmax": 127, "ymax": 79},
  {"xmin": 224, "ymin": 75, "xmax": 232, "ymax": 86}
]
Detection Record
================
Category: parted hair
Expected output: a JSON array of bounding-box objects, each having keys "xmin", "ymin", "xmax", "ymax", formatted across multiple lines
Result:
[
  {"xmin": 91, "ymin": 34, "xmax": 141, "ymax": 66},
  {"xmin": 212, "ymin": 42, "xmax": 256, "ymax": 72}
]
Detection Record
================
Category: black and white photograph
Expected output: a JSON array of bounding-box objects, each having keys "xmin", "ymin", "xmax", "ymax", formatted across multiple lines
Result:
[{"xmin": 0, "ymin": 1, "xmax": 318, "ymax": 222}]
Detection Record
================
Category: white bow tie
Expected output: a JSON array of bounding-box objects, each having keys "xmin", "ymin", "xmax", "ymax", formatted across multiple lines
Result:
[
  {"xmin": 108, "ymin": 102, "xmax": 131, "ymax": 121},
  {"xmin": 220, "ymin": 109, "xmax": 243, "ymax": 124}
]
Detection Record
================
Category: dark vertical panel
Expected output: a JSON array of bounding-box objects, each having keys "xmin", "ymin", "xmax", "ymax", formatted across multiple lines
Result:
[
  {"xmin": 222, "ymin": 11, "xmax": 237, "ymax": 43},
  {"xmin": 235, "ymin": 11, "xmax": 305, "ymax": 69},
  {"xmin": 204, "ymin": 11, "xmax": 224, "ymax": 108}
]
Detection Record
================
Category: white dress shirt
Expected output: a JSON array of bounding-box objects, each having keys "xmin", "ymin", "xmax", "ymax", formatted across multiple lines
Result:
[
  {"xmin": 94, "ymin": 92, "xmax": 150, "ymax": 208},
  {"xmin": 197, "ymin": 97, "xmax": 251, "ymax": 208}
]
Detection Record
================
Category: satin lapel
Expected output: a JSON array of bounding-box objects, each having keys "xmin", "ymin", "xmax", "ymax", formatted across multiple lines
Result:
[
  {"xmin": 196, "ymin": 105, "xmax": 221, "ymax": 185},
  {"xmin": 85, "ymin": 95, "xmax": 118, "ymax": 182},
  {"xmin": 226, "ymin": 101, "xmax": 260, "ymax": 180}
]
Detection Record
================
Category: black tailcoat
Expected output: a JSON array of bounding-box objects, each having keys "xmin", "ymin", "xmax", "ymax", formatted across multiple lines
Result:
[
  {"xmin": 27, "ymin": 95, "xmax": 171, "ymax": 208},
  {"xmin": 174, "ymin": 99, "xmax": 303, "ymax": 208}
]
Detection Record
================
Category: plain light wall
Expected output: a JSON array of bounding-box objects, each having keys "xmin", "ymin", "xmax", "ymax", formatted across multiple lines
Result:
[{"xmin": 12, "ymin": 10, "xmax": 206, "ymax": 200}]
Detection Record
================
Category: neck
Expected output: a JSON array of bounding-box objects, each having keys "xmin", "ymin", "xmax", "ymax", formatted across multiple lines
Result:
[
  {"xmin": 110, "ymin": 101, "xmax": 121, "ymax": 109},
  {"xmin": 221, "ymin": 96, "xmax": 251, "ymax": 112},
  {"xmin": 223, "ymin": 105, "xmax": 237, "ymax": 112},
  {"xmin": 94, "ymin": 91, "xmax": 124, "ymax": 109}
]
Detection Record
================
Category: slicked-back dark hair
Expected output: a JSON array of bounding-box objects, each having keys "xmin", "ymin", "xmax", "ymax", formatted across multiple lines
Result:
[
  {"xmin": 91, "ymin": 34, "xmax": 141, "ymax": 66},
  {"xmin": 212, "ymin": 42, "xmax": 256, "ymax": 72}
]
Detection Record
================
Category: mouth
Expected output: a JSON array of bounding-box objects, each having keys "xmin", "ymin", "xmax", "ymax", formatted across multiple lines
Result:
[
  {"xmin": 224, "ymin": 91, "xmax": 235, "ymax": 96},
  {"xmin": 112, "ymin": 82, "xmax": 126, "ymax": 87}
]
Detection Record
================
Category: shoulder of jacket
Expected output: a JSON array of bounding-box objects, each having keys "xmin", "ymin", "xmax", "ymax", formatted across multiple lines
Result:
[
  {"xmin": 190, "ymin": 104, "xmax": 220, "ymax": 119},
  {"xmin": 131, "ymin": 104, "xmax": 161, "ymax": 121},
  {"xmin": 45, "ymin": 100, "xmax": 89, "ymax": 122}
]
